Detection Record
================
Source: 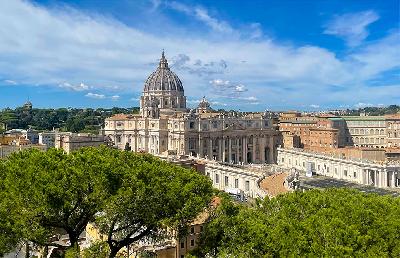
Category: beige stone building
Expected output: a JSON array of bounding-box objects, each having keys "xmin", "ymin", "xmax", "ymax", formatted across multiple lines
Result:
[
  {"xmin": 277, "ymin": 147, "xmax": 400, "ymax": 188},
  {"xmin": 386, "ymin": 114, "xmax": 400, "ymax": 148},
  {"xmin": 55, "ymin": 133, "xmax": 106, "ymax": 154},
  {"xmin": 103, "ymin": 52, "xmax": 280, "ymax": 164},
  {"xmin": 331, "ymin": 116, "xmax": 387, "ymax": 148}
]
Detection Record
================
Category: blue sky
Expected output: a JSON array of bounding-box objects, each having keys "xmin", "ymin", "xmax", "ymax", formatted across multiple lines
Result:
[{"xmin": 0, "ymin": 0, "xmax": 399, "ymax": 111}]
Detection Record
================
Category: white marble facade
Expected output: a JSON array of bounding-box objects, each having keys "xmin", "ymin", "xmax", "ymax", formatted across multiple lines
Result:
[
  {"xmin": 102, "ymin": 52, "xmax": 280, "ymax": 164},
  {"xmin": 277, "ymin": 147, "xmax": 400, "ymax": 188}
]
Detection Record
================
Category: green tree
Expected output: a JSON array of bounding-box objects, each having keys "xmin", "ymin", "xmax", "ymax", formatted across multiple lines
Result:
[
  {"xmin": 94, "ymin": 153, "xmax": 213, "ymax": 257},
  {"xmin": 195, "ymin": 188, "xmax": 400, "ymax": 257},
  {"xmin": 0, "ymin": 147, "xmax": 123, "ymax": 253},
  {"xmin": 0, "ymin": 147, "xmax": 213, "ymax": 257}
]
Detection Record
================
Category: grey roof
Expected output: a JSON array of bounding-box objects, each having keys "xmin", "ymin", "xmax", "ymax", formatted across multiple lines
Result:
[{"xmin": 143, "ymin": 51, "xmax": 184, "ymax": 92}]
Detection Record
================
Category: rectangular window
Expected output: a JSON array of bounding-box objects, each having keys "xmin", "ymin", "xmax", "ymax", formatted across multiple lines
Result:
[
  {"xmin": 181, "ymin": 242, "xmax": 184, "ymax": 248},
  {"xmin": 354, "ymin": 172, "xmax": 357, "ymax": 178},
  {"xmin": 191, "ymin": 239, "xmax": 195, "ymax": 246},
  {"xmin": 200, "ymin": 226, "xmax": 203, "ymax": 232},
  {"xmin": 235, "ymin": 178, "xmax": 239, "ymax": 188},
  {"xmin": 225, "ymin": 176, "xmax": 229, "ymax": 186},
  {"xmin": 189, "ymin": 121, "xmax": 195, "ymax": 129},
  {"xmin": 245, "ymin": 180, "xmax": 250, "ymax": 191},
  {"xmin": 190, "ymin": 226, "xmax": 195, "ymax": 234},
  {"xmin": 344, "ymin": 170, "xmax": 348, "ymax": 177},
  {"xmin": 215, "ymin": 174, "xmax": 219, "ymax": 184}
]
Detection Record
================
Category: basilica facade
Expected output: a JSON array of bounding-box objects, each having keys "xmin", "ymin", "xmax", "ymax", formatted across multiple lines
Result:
[{"xmin": 102, "ymin": 52, "xmax": 280, "ymax": 164}]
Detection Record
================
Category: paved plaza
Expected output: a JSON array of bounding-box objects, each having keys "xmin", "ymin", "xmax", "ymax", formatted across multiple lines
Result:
[{"xmin": 300, "ymin": 175, "xmax": 400, "ymax": 197}]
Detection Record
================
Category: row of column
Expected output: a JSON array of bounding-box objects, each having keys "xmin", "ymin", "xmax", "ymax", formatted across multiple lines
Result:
[
  {"xmin": 197, "ymin": 135, "xmax": 275, "ymax": 164},
  {"xmin": 364, "ymin": 169, "xmax": 398, "ymax": 188}
]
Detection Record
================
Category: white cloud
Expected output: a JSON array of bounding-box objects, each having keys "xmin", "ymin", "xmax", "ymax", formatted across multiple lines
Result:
[
  {"xmin": 110, "ymin": 95, "xmax": 120, "ymax": 101},
  {"xmin": 59, "ymin": 82, "xmax": 89, "ymax": 91},
  {"xmin": 234, "ymin": 85, "xmax": 247, "ymax": 92},
  {"xmin": 209, "ymin": 79, "xmax": 248, "ymax": 96},
  {"xmin": 167, "ymin": 2, "xmax": 234, "ymax": 34},
  {"xmin": 310, "ymin": 104, "xmax": 320, "ymax": 108},
  {"xmin": 241, "ymin": 96, "xmax": 257, "ymax": 101},
  {"xmin": 0, "ymin": 1, "xmax": 398, "ymax": 110},
  {"xmin": 4, "ymin": 80, "xmax": 17, "ymax": 85},
  {"xmin": 209, "ymin": 79, "xmax": 230, "ymax": 86},
  {"xmin": 85, "ymin": 92, "xmax": 105, "ymax": 99},
  {"xmin": 324, "ymin": 10, "xmax": 379, "ymax": 46},
  {"xmin": 193, "ymin": 7, "xmax": 234, "ymax": 34},
  {"xmin": 354, "ymin": 102, "xmax": 373, "ymax": 108}
]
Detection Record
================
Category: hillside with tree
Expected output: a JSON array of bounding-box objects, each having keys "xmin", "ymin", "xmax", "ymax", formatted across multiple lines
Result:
[{"xmin": 0, "ymin": 106, "xmax": 139, "ymax": 134}]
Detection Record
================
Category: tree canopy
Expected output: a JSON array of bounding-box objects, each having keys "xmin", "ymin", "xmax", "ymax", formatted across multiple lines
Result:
[
  {"xmin": 0, "ymin": 106, "xmax": 139, "ymax": 133},
  {"xmin": 194, "ymin": 188, "xmax": 400, "ymax": 257},
  {"xmin": 0, "ymin": 147, "xmax": 213, "ymax": 257}
]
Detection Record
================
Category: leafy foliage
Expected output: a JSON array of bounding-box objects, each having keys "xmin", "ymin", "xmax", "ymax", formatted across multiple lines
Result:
[
  {"xmin": 0, "ymin": 147, "xmax": 213, "ymax": 257},
  {"xmin": 95, "ymin": 152, "xmax": 214, "ymax": 256},
  {"xmin": 0, "ymin": 106, "xmax": 139, "ymax": 133},
  {"xmin": 195, "ymin": 188, "xmax": 400, "ymax": 257},
  {"xmin": 345, "ymin": 105, "xmax": 400, "ymax": 116}
]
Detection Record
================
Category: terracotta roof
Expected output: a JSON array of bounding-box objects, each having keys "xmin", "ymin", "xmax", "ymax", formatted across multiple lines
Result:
[
  {"xmin": 192, "ymin": 196, "xmax": 221, "ymax": 225},
  {"xmin": 260, "ymin": 172, "xmax": 288, "ymax": 197},
  {"xmin": 107, "ymin": 114, "xmax": 133, "ymax": 120}
]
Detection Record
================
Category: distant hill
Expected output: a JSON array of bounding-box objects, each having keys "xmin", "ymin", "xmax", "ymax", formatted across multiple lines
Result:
[
  {"xmin": 346, "ymin": 105, "xmax": 400, "ymax": 116},
  {"xmin": 0, "ymin": 106, "xmax": 139, "ymax": 134}
]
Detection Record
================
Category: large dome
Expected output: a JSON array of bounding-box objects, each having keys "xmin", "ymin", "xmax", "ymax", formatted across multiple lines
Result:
[{"xmin": 143, "ymin": 52, "xmax": 184, "ymax": 92}]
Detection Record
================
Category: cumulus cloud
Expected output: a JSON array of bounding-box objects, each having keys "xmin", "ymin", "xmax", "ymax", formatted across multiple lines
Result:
[
  {"xmin": 111, "ymin": 95, "xmax": 120, "ymax": 101},
  {"xmin": 209, "ymin": 79, "xmax": 248, "ymax": 95},
  {"xmin": 85, "ymin": 92, "xmax": 105, "ymax": 99},
  {"xmin": 3, "ymin": 80, "xmax": 17, "ymax": 85},
  {"xmin": 171, "ymin": 54, "xmax": 227, "ymax": 76},
  {"xmin": 324, "ymin": 10, "xmax": 379, "ymax": 46},
  {"xmin": 354, "ymin": 102, "xmax": 374, "ymax": 108},
  {"xmin": 167, "ymin": 2, "xmax": 234, "ymax": 34},
  {"xmin": 0, "ymin": 1, "xmax": 398, "ymax": 110},
  {"xmin": 59, "ymin": 82, "xmax": 90, "ymax": 91}
]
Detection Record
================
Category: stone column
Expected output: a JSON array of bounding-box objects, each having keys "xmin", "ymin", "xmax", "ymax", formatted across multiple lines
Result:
[
  {"xmin": 269, "ymin": 136, "xmax": 274, "ymax": 163},
  {"xmin": 134, "ymin": 132, "xmax": 138, "ymax": 152},
  {"xmin": 242, "ymin": 136, "xmax": 247, "ymax": 165},
  {"xmin": 198, "ymin": 135, "xmax": 203, "ymax": 158},
  {"xmin": 391, "ymin": 171, "xmax": 396, "ymax": 188},
  {"xmin": 260, "ymin": 136, "xmax": 265, "ymax": 163},
  {"xmin": 218, "ymin": 138, "xmax": 222, "ymax": 161},
  {"xmin": 222, "ymin": 137, "xmax": 226, "ymax": 162},
  {"xmin": 362, "ymin": 169, "xmax": 367, "ymax": 185},
  {"xmin": 382, "ymin": 169, "xmax": 387, "ymax": 187},
  {"xmin": 236, "ymin": 138, "xmax": 240, "ymax": 164},
  {"xmin": 252, "ymin": 136, "xmax": 257, "ymax": 163},
  {"xmin": 228, "ymin": 137, "xmax": 232, "ymax": 163},
  {"xmin": 208, "ymin": 138, "xmax": 213, "ymax": 160}
]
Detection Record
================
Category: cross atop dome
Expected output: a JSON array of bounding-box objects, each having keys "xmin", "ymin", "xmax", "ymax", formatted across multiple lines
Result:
[{"xmin": 159, "ymin": 50, "xmax": 168, "ymax": 69}]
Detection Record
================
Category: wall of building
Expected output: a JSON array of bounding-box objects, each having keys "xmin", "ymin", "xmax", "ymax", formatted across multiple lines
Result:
[
  {"xmin": 204, "ymin": 162, "xmax": 266, "ymax": 199},
  {"xmin": 277, "ymin": 148, "xmax": 400, "ymax": 188}
]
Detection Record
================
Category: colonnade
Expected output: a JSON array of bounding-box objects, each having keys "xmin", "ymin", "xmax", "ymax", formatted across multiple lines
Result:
[{"xmin": 195, "ymin": 134, "xmax": 276, "ymax": 164}]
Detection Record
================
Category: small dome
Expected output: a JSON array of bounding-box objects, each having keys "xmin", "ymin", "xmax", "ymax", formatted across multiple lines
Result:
[
  {"xmin": 198, "ymin": 96, "xmax": 210, "ymax": 109},
  {"xmin": 143, "ymin": 51, "xmax": 184, "ymax": 93},
  {"xmin": 23, "ymin": 101, "xmax": 32, "ymax": 110}
]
